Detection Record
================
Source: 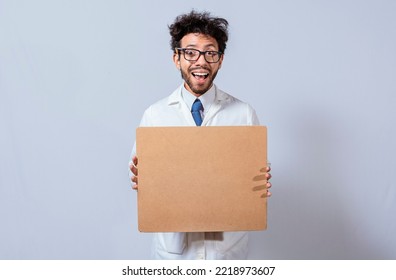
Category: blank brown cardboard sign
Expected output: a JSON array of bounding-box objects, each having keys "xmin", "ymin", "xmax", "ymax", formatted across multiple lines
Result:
[{"xmin": 136, "ymin": 126, "xmax": 268, "ymax": 232}]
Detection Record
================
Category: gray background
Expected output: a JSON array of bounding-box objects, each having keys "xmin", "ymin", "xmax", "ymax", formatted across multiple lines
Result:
[{"xmin": 1, "ymin": 0, "xmax": 395, "ymax": 259}]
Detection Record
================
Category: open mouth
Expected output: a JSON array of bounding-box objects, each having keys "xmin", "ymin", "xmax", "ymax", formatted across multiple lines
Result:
[{"xmin": 192, "ymin": 72, "xmax": 209, "ymax": 81}]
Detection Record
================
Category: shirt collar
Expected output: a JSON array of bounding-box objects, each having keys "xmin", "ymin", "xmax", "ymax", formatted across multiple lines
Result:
[{"xmin": 181, "ymin": 83, "xmax": 216, "ymax": 113}]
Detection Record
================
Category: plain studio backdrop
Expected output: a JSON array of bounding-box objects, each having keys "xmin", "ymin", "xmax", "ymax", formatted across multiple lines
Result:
[{"xmin": 1, "ymin": 0, "xmax": 395, "ymax": 259}]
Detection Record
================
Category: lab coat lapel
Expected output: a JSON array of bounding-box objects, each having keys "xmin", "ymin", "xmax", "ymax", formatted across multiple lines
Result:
[
  {"xmin": 201, "ymin": 88, "xmax": 229, "ymax": 126},
  {"xmin": 167, "ymin": 86, "xmax": 197, "ymax": 126}
]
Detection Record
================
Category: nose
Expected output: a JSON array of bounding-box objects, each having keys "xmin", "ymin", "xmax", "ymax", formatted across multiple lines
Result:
[{"xmin": 194, "ymin": 52, "xmax": 208, "ymax": 66}]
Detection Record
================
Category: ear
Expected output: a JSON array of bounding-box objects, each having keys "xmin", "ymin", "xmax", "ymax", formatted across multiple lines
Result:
[
  {"xmin": 218, "ymin": 54, "xmax": 224, "ymax": 70},
  {"xmin": 173, "ymin": 52, "xmax": 181, "ymax": 69}
]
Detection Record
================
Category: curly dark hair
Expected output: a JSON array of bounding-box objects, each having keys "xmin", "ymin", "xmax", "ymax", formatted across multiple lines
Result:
[{"xmin": 168, "ymin": 10, "xmax": 229, "ymax": 53}]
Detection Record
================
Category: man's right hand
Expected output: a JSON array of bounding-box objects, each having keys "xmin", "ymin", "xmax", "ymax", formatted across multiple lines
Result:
[{"xmin": 129, "ymin": 156, "xmax": 138, "ymax": 190}]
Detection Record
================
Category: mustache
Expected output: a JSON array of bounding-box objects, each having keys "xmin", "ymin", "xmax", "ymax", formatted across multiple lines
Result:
[{"xmin": 189, "ymin": 66, "xmax": 211, "ymax": 72}]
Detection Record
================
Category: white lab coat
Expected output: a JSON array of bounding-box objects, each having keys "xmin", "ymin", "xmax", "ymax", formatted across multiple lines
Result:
[{"xmin": 131, "ymin": 84, "xmax": 260, "ymax": 259}]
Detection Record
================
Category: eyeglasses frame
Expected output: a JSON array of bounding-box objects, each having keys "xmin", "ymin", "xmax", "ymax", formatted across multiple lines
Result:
[{"xmin": 175, "ymin": 48, "xmax": 223, "ymax": 63}]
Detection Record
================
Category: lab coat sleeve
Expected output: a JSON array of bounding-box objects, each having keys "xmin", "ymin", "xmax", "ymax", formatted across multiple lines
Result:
[
  {"xmin": 248, "ymin": 105, "xmax": 260, "ymax": 126},
  {"xmin": 128, "ymin": 106, "xmax": 153, "ymax": 184}
]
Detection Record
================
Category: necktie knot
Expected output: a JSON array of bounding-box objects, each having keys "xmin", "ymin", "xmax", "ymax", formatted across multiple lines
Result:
[{"xmin": 191, "ymin": 99, "xmax": 203, "ymax": 126}]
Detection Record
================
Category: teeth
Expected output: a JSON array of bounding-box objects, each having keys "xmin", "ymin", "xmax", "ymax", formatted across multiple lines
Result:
[{"xmin": 193, "ymin": 73, "xmax": 208, "ymax": 76}]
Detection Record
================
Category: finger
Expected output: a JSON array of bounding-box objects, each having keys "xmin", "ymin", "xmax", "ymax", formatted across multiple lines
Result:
[
  {"xmin": 260, "ymin": 166, "xmax": 271, "ymax": 173},
  {"xmin": 131, "ymin": 176, "xmax": 138, "ymax": 184},
  {"xmin": 132, "ymin": 184, "xmax": 138, "ymax": 190},
  {"xmin": 261, "ymin": 190, "xmax": 272, "ymax": 198},
  {"xmin": 266, "ymin": 182, "xmax": 272, "ymax": 189},
  {"xmin": 266, "ymin": 172, "xmax": 272, "ymax": 180},
  {"xmin": 133, "ymin": 156, "xmax": 138, "ymax": 166},
  {"xmin": 131, "ymin": 165, "xmax": 138, "ymax": 176}
]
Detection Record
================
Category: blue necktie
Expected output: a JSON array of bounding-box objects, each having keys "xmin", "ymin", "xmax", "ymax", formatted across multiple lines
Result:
[{"xmin": 191, "ymin": 99, "xmax": 203, "ymax": 126}]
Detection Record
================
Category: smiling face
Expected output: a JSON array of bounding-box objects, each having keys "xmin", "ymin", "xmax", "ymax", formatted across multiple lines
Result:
[{"xmin": 173, "ymin": 33, "xmax": 223, "ymax": 96}]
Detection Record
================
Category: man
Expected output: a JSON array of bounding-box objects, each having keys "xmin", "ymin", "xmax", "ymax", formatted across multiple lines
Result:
[{"xmin": 129, "ymin": 10, "xmax": 272, "ymax": 260}]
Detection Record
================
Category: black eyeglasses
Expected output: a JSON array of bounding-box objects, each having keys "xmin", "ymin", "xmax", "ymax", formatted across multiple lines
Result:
[{"xmin": 176, "ymin": 48, "xmax": 222, "ymax": 63}]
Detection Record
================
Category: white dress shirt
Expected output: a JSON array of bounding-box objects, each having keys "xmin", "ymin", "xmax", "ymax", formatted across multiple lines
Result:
[
  {"xmin": 181, "ymin": 83, "xmax": 216, "ymax": 120},
  {"xmin": 131, "ymin": 83, "xmax": 260, "ymax": 259}
]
